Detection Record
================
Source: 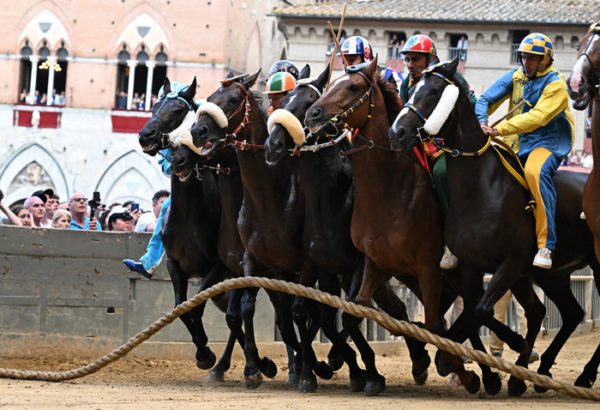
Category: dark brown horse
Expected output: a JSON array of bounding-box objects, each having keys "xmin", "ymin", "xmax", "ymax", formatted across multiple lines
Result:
[
  {"xmin": 188, "ymin": 70, "xmax": 334, "ymax": 390},
  {"xmin": 567, "ymin": 21, "xmax": 600, "ymax": 388},
  {"xmin": 391, "ymin": 59, "xmax": 598, "ymax": 395}
]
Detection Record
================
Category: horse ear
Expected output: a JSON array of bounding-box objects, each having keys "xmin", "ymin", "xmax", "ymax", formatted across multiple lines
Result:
[
  {"xmin": 314, "ymin": 64, "xmax": 331, "ymax": 90},
  {"xmin": 298, "ymin": 64, "xmax": 311, "ymax": 80},
  {"xmin": 163, "ymin": 77, "xmax": 171, "ymax": 95},
  {"xmin": 180, "ymin": 77, "xmax": 197, "ymax": 100},
  {"xmin": 447, "ymin": 58, "xmax": 459, "ymax": 74},
  {"xmin": 243, "ymin": 69, "xmax": 261, "ymax": 89},
  {"xmin": 363, "ymin": 55, "xmax": 379, "ymax": 78}
]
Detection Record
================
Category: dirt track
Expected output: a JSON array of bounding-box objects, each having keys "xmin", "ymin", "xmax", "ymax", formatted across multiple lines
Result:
[{"xmin": 1, "ymin": 329, "xmax": 599, "ymax": 409}]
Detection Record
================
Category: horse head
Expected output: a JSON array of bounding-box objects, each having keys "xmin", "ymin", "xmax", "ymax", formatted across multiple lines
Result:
[
  {"xmin": 138, "ymin": 77, "xmax": 197, "ymax": 155},
  {"xmin": 389, "ymin": 59, "xmax": 462, "ymax": 152},
  {"xmin": 567, "ymin": 22, "xmax": 600, "ymax": 111},
  {"xmin": 187, "ymin": 70, "xmax": 261, "ymax": 160},
  {"xmin": 170, "ymin": 144, "xmax": 201, "ymax": 183},
  {"xmin": 305, "ymin": 56, "xmax": 379, "ymax": 135},
  {"xmin": 265, "ymin": 65, "xmax": 331, "ymax": 166}
]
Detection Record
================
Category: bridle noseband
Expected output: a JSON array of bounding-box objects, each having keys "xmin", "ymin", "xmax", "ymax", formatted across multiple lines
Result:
[
  {"xmin": 579, "ymin": 23, "xmax": 600, "ymax": 95},
  {"xmin": 151, "ymin": 92, "xmax": 196, "ymax": 151}
]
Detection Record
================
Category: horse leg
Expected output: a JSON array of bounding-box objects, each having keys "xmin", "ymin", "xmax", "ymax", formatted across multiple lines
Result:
[
  {"xmin": 468, "ymin": 333, "xmax": 502, "ymax": 395},
  {"xmin": 373, "ymin": 280, "xmax": 430, "ymax": 386},
  {"xmin": 266, "ymin": 289, "xmax": 295, "ymax": 383},
  {"xmin": 533, "ymin": 274, "xmax": 583, "ymax": 393},
  {"xmin": 344, "ymin": 257, "xmax": 387, "ymax": 396},
  {"xmin": 505, "ymin": 277, "xmax": 545, "ymax": 396},
  {"xmin": 576, "ymin": 259, "xmax": 600, "ymax": 388},
  {"xmin": 318, "ymin": 272, "xmax": 367, "ymax": 391}
]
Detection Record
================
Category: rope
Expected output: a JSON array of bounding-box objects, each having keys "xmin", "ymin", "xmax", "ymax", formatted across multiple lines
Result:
[{"xmin": 0, "ymin": 277, "xmax": 598, "ymax": 401}]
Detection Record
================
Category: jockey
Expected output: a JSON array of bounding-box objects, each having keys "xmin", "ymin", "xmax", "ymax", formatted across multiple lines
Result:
[
  {"xmin": 123, "ymin": 81, "xmax": 193, "ymax": 278},
  {"xmin": 399, "ymin": 34, "xmax": 477, "ymax": 269},
  {"xmin": 265, "ymin": 71, "xmax": 297, "ymax": 116},
  {"xmin": 476, "ymin": 33, "xmax": 574, "ymax": 269},
  {"xmin": 340, "ymin": 35, "xmax": 374, "ymax": 66},
  {"xmin": 269, "ymin": 59, "xmax": 300, "ymax": 80}
]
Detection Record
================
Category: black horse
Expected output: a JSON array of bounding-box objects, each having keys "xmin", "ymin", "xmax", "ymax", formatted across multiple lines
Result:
[
  {"xmin": 389, "ymin": 59, "xmax": 598, "ymax": 395},
  {"xmin": 137, "ymin": 77, "xmax": 239, "ymax": 377},
  {"xmin": 189, "ymin": 68, "xmax": 342, "ymax": 390}
]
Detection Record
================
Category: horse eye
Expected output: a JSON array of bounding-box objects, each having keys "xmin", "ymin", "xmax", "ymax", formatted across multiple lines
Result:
[
  {"xmin": 228, "ymin": 97, "xmax": 238, "ymax": 104},
  {"xmin": 349, "ymin": 84, "xmax": 360, "ymax": 93}
]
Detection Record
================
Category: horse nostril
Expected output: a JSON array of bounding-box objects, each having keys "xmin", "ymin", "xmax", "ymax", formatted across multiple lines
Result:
[
  {"xmin": 309, "ymin": 107, "xmax": 322, "ymax": 119},
  {"xmin": 192, "ymin": 125, "xmax": 208, "ymax": 140}
]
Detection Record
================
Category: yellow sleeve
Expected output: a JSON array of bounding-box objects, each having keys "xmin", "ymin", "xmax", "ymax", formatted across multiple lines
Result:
[{"xmin": 495, "ymin": 80, "xmax": 568, "ymax": 136}]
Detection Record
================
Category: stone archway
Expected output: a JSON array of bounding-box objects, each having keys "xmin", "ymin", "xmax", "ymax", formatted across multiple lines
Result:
[{"xmin": 0, "ymin": 143, "xmax": 69, "ymax": 205}]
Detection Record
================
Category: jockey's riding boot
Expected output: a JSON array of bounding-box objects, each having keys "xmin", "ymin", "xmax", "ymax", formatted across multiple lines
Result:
[
  {"xmin": 123, "ymin": 259, "xmax": 153, "ymax": 279},
  {"xmin": 532, "ymin": 248, "xmax": 552, "ymax": 270},
  {"xmin": 439, "ymin": 245, "xmax": 459, "ymax": 270}
]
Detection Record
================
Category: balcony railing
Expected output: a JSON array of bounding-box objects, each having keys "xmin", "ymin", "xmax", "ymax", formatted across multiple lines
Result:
[
  {"xmin": 110, "ymin": 109, "xmax": 152, "ymax": 134},
  {"xmin": 511, "ymin": 43, "xmax": 521, "ymax": 64},
  {"xmin": 12, "ymin": 104, "xmax": 62, "ymax": 128}
]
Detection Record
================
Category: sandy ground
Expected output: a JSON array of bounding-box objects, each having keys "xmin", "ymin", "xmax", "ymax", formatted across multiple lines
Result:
[{"xmin": 1, "ymin": 329, "xmax": 599, "ymax": 409}]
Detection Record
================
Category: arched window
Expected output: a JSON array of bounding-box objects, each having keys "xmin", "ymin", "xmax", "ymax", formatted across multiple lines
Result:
[
  {"xmin": 115, "ymin": 46, "xmax": 130, "ymax": 108},
  {"xmin": 153, "ymin": 46, "xmax": 168, "ymax": 101},
  {"xmin": 53, "ymin": 42, "xmax": 69, "ymax": 104},
  {"xmin": 18, "ymin": 42, "xmax": 33, "ymax": 102},
  {"xmin": 35, "ymin": 41, "xmax": 51, "ymax": 104}
]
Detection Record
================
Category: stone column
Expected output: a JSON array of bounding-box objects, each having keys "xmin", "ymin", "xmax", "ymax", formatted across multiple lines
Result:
[
  {"xmin": 145, "ymin": 60, "xmax": 156, "ymax": 110},
  {"xmin": 46, "ymin": 56, "xmax": 57, "ymax": 106},
  {"xmin": 126, "ymin": 59, "xmax": 137, "ymax": 110},
  {"xmin": 28, "ymin": 55, "xmax": 39, "ymax": 104}
]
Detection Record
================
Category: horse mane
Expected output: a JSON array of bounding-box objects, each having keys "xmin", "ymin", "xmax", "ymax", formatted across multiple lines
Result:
[{"xmin": 375, "ymin": 72, "xmax": 402, "ymax": 123}]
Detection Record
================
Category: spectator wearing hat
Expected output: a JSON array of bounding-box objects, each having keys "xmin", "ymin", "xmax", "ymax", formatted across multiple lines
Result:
[
  {"xmin": 69, "ymin": 192, "xmax": 101, "ymax": 231},
  {"xmin": 107, "ymin": 206, "xmax": 134, "ymax": 232},
  {"xmin": 24, "ymin": 196, "xmax": 50, "ymax": 228},
  {"xmin": 51, "ymin": 209, "xmax": 72, "ymax": 229},
  {"xmin": 135, "ymin": 190, "xmax": 170, "ymax": 233},
  {"xmin": 0, "ymin": 190, "xmax": 23, "ymax": 226}
]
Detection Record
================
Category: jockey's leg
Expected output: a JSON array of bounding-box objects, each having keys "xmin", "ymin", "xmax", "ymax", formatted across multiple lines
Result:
[
  {"xmin": 140, "ymin": 195, "xmax": 170, "ymax": 273},
  {"xmin": 523, "ymin": 147, "xmax": 560, "ymax": 267}
]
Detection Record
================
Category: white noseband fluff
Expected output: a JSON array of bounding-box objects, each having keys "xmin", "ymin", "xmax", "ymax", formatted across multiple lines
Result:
[
  {"xmin": 423, "ymin": 84, "xmax": 459, "ymax": 136},
  {"xmin": 168, "ymin": 111, "xmax": 197, "ymax": 146},
  {"xmin": 177, "ymin": 130, "xmax": 202, "ymax": 155},
  {"xmin": 196, "ymin": 102, "xmax": 228, "ymax": 129},
  {"xmin": 267, "ymin": 109, "xmax": 306, "ymax": 146}
]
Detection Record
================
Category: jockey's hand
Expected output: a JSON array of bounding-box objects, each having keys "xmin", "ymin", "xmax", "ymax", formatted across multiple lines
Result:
[{"xmin": 481, "ymin": 125, "xmax": 499, "ymax": 137}]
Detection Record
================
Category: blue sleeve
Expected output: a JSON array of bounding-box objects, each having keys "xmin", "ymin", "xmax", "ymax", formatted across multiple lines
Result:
[
  {"xmin": 474, "ymin": 69, "xmax": 516, "ymax": 124},
  {"xmin": 158, "ymin": 148, "xmax": 172, "ymax": 177}
]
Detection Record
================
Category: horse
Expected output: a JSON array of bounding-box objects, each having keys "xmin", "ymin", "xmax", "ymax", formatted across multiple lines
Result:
[
  {"xmin": 390, "ymin": 58, "xmax": 598, "ymax": 395},
  {"xmin": 137, "ymin": 77, "xmax": 242, "ymax": 380},
  {"xmin": 188, "ymin": 69, "xmax": 335, "ymax": 390},
  {"xmin": 567, "ymin": 21, "xmax": 600, "ymax": 388}
]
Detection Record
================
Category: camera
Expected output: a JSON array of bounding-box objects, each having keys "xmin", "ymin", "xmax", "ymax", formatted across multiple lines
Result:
[
  {"xmin": 130, "ymin": 202, "xmax": 140, "ymax": 212},
  {"xmin": 88, "ymin": 191, "xmax": 101, "ymax": 219}
]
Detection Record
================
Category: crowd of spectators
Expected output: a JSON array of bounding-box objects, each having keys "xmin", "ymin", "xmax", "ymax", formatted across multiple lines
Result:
[
  {"xmin": 19, "ymin": 89, "xmax": 66, "ymax": 106},
  {"xmin": 0, "ymin": 188, "xmax": 170, "ymax": 233},
  {"xmin": 562, "ymin": 149, "xmax": 594, "ymax": 169},
  {"xmin": 115, "ymin": 90, "xmax": 158, "ymax": 110}
]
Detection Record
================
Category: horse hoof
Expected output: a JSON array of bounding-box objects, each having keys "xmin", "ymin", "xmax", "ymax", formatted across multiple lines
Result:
[
  {"xmin": 313, "ymin": 361, "xmax": 334, "ymax": 380},
  {"xmin": 288, "ymin": 371, "xmax": 299, "ymax": 385},
  {"xmin": 298, "ymin": 374, "xmax": 318, "ymax": 393},
  {"xmin": 196, "ymin": 349, "xmax": 216, "ymax": 370},
  {"xmin": 365, "ymin": 375, "xmax": 386, "ymax": 396},
  {"xmin": 244, "ymin": 370, "xmax": 263, "ymax": 389},
  {"xmin": 328, "ymin": 354, "xmax": 345, "ymax": 372},
  {"xmin": 434, "ymin": 350, "xmax": 451, "ymax": 377},
  {"xmin": 463, "ymin": 372, "xmax": 481, "ymax": 395},
  {"xmin": 412, "ymin": 353, "xmax": 431, "ymax": 385},
  {"xmin": 483, "ymin": 372, "xmax": 502, "ymax": 396},
  {"xmin": 533, "ymin": 369, "xmax": 552, "ymax": 393},
  {"xmin": 207, "ymin": 369, "xmax": 225, "ymax": 383},
  {"xmin": 507, "ymin": 376, "xmax": 527, "ymax": 396},
  {"xmin": 574, "ymin": 373, "xmax": 595, "ymax": 389},
  {"xmin": 350, "ymin": 375, "xmax": 367, "ymax": 392},
  {"xmin": 260, "ymin": 357, "xmax": 278, "ymax": 378}
]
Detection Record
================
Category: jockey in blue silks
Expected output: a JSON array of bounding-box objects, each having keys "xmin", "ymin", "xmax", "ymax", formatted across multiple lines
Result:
[{"xmin": 475, "ymin": 33, "xmax": 575, "ymax": 269}]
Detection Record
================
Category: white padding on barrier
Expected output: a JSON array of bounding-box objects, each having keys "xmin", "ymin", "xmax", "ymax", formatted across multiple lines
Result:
[
  {"xmin": 168, "ymin": 111, "xmax": 197, "ymax": 146},
  {"xmin": 423, "ymin": 84, "xmax": 459, "ymax": 136},
  {"xmin": 196, "ymin": 102, "xmax": 228, "ymax": 129},
  {"xmin": 267, "ymin": 109, "xmax": 306, "ymax": 146}
]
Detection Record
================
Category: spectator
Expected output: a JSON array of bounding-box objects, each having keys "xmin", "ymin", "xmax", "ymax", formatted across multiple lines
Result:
[
  {"xmin": 138, "ymin": 94, "xmax": 146, "ymax": 110},
  {"xmin": 58, "ymin": 91, "xmax": 66, "ymax": 106},
  {"xmin": 583, "ymin": 152, "xmax": 594, "ymax": 169},
  {"xmin": 151, "ymin": 94, "xmax": 158, "ymax": 107},
  {"xmin": 457, "ymin": 36, "xmax": 468, "ymax": 62},
  {"xmin": 568, "ymin": 150, "xmax": 581, "ymax": 166},
  {"xmin": 24, "ymin": 196, "xmax": 50, "ymax": 228},
  {"xmin": 117, "ymin": 91, "xmax": 127, "ymax": 109},
  {"xmin": 135, "ymin": 190, "xmax": 170, "ymax": 233},
  {"xmin": 45, "ymin": 194, "xmax": 60, "ymax": 220},
  {"xmin": 57, "ymin": 202, "xmax": 69, "ymax": 211},
  {"xmin": 11, "ymin": 205, "xmax": 32, "ymax": 227},
  {"xmin": 107, "ymin": 206, "xmax": 134, "ymax": 232},
  {"xmin": 388, "ymin": 34, "xmax": 401, "ymax": 58},
  {"xmin": 32, "ymin": 188, "xmax": 55, "ymax": 226},
  {"xmin": 19, "ymin": 89, "xmax": 27, "ymax": 103},
  {"xmin": 69, "ymin": 192, "xmax": 101, "ymax": 231},
  {"xmin": 51, "ymin": 209, "xmax": 72, "ymax": 229},
  {"xmin": 122, "ymin": 200, "xmax": 142, "ymax": 226},
  {"xmin": 132, "ymin": 93, "xmax": 140, "ymax": 110},
  {"xmin": 40, "ymin": 93, "xmax": 47, "ymax": 105},
  {"xmin": 0, "ymin": 190, "xmax": 23, "ymax": 226}
]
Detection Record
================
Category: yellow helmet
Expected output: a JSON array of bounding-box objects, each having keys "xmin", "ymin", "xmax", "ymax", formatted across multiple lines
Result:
[{"xmin": 518, "ymin": 33, "xmax": 554, "ymax": 71}]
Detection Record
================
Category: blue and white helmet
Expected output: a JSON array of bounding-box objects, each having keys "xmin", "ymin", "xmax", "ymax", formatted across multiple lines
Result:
[{"xmin": 340, "ymin": 36, "xmax": 374, "ymax": 62}]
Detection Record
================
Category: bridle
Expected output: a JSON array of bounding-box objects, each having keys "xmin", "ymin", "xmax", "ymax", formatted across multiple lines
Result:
[
  {"xmin": 218, "ymin": 81, "xmax": 265, "ymax": 151},
  {"xmin": 578, "ymin": 22, "xmax": 600, "ymax": 95},
  {"xmin": 151, "ymin": 92, "xmax": 195, "ymax": 151}
]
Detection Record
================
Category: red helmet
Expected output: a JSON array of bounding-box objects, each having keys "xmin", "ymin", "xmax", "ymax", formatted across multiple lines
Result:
[{"xmin": 401, "ymin": 34, "xmax": 438, "ymax": 61}]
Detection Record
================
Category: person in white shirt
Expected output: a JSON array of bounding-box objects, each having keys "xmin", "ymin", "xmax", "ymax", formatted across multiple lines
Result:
[
  {"xmin": 457, "ymin": 36, "xmax": 468, "ymax": 62},
  {"xmin": 134, "ymin": 190, "xmax": 170, "ymax": 233}
]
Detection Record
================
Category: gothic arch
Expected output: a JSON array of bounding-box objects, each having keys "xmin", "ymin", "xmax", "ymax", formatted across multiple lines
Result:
[
  {"xmin": 112, "ymin": 5, "xmax": 173, "ymax": 56},
  {"xmin": 0, "ymin": 143, "xmax": 69, "ymax": 205},
  {"xmin": 94, "ymin": 150, "xmax": 167, "ymax": 209},
  {"xmin": 17, "ymin": 8, "xmax": 72, "ymax": 51},
  {"xmin": 245, "ymin": 22, "xmax": 262, "ymax": 73}
]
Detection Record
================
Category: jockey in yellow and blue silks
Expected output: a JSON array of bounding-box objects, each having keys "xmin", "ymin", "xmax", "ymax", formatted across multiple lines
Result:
[{"xmin": 476, "ymin": 33, "xmax": 575, "ymax": 269}]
